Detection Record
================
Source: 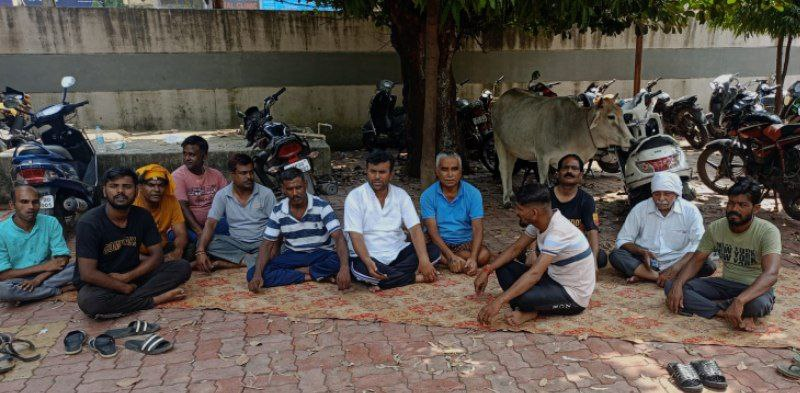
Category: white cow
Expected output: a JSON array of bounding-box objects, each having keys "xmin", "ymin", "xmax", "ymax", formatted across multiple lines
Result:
[{"xmin": 493, "ymin": 88, "xmax": 634, "ymax": 205}]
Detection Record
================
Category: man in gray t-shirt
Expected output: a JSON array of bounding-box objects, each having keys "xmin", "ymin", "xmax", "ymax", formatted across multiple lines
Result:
[{"xmin": 195, "ymin": 154, "xmax": 275, "ymax": 272}]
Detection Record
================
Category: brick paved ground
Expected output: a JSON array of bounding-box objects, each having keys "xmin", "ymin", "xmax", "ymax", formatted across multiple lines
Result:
[{"xmin": 1, "ymin": 149, "xmax": 800, "ymax": 392}]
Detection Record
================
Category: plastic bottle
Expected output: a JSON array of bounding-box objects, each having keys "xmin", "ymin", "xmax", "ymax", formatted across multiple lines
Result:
[{"xmin": 95, "ymin": 125, "xmax": 105, "ymax": 152}]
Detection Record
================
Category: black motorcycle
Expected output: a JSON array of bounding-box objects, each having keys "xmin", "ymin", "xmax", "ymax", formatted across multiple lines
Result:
[
  {"xmin": 0, "ymin": 87, "xmax": 35, "ymax": 150},
  {"xmin": 647, "ymin": 78, "xmax": 710, "ymax": 149},
  {"xmin": 780, "ymin": 80, "xmax": 800, "ymax": 123},
  {"xmin": 708, "ymin": 73, "xmax": 742, "ymax": 139},
  {"xmin": 237, "ymin": 88, "xmax": 336, "ymax": 196},
  {"xmin": 362, "ymin": 80, "xmax": 406, "ymax": 150},
  {"xmin": 455, "ymin": 76, "xmax": 504, "ymax": 173}
]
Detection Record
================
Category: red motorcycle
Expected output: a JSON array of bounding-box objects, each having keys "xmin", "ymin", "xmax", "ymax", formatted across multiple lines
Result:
[
  {"xmin": 455, "ymin": 76, "xmax": 504, "ymax": 173},
  {"xmin": 697, "ymin": 90, "xmax": 800, "ymax": 219}
]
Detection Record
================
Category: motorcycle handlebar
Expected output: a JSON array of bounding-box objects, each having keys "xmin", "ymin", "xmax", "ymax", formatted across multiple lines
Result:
[
  {"xmin": 600, "ymin": 79, "xmax": 616, "ymax": 92},
  {"xmin": 274, "ymin": 87, "xmax": 286, "ymax": 97},
  {"xmin": 459, "ymin": 79, "xmax": 470, "ymax": 86},
  {"xmin": 75, "ymin": 100, "xmax": 89, "ymax": 107},
  {"xmin": 548, "ymin": 82, "xmax": 562, "ymax": 87}
]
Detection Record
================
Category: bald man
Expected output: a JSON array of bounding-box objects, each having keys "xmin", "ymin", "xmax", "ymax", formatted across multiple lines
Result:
[{"xmin": 0, "ymin": 186, "xmax": 74, "ymax": 303}]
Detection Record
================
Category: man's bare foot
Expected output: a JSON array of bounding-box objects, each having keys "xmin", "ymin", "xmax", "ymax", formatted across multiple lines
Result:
[
  {"xmin": 368, "ymin": 285, "xmax": 382, "ymax": 293},
  {"xmin": 738, "ymin": 317, "xmax": 762, "ymax": 332},
  {"xmin": 153, "ymin": 288, "xmax": 186, "ymax": 305},
  {"xmin": 415, "ymin": 273, "xmax": 426, "ymax": 283},
  {"xmin": 295, "ymin": 266, "xmax": 310, "ymax": 275},
  {"xmin": 626, "ymin": 276, "xmax": 640, "ymax": 284},
  {"xmin": 211, "ymin": 260, "xmax": 242, "ymax": 270},
  {"xmin": 505, "ymin": 310, "xmax": 538, "ymax": 327},
  {"xmin": 303, "ymin": 273, "xmax": 313, "ymax": 282}
]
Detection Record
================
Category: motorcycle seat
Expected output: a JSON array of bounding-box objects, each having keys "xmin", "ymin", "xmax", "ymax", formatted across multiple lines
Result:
[
  {"xmin": 15, "ymin": 143, "xmax": 73, "ymax": 160},
  {"xmin": 765, "ymin": 124, "xmax": 800, "ymax": 142},
  {"xmin": 672, "ymin": 95, "xmax": 697, "ymax": 105},
  {"xmin": 43, "ymin": 145, "xmax": 73, "ymax": 160}
]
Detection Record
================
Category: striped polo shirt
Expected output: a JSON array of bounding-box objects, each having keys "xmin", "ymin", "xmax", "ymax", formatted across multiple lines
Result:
[
  {"xmin": 263, "ymin": 194, "xmax": 341, "ymax": 252},
  {"xmin": 524, "ymin": 210, "xmax": 596, "ymax": 308}
]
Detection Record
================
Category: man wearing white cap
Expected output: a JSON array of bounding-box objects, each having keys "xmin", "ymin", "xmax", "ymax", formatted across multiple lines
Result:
[{"xmin": 610, "ymin": 172, "xmax": 714, "ymax": 285}]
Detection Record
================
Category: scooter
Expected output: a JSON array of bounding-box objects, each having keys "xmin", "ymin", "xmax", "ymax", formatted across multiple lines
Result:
[
  {"xmin": 362, "ymin": 80, "xmax": 406, "ymax": 150},
  {"xmin": 455, "ymin": 76, "xmax": 504, "ymax": 173},
  {"xmin": 11, "ymin": 76, "xmax": 98, "ymax": 233},
  {"xmin": 239, "ymin": 88, "xmax": 337, "ymax": 196},
  {"xmin": 648, "ymin": 78, "xmax": 710, "ymax": 149}
]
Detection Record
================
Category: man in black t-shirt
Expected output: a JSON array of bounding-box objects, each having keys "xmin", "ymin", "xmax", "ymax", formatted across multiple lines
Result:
[
  {"xmin": 550, "ymin": 154, "xmax": 606, "ymax": 269},
  {"xmin": 75, "ymin": 167, "xmax": 191, "ymax": 319}
]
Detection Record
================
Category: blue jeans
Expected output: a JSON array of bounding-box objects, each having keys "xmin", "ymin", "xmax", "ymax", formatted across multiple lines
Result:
[
  {"xmin": 247, "ymin": 249, "xmax": 342, "ymax": 288},
  {"xmin": 168, "ymin": 216, "xmax": 229, "ymax": 243},
  {"xmin": 0, "ymin": 263, "xmax": 76, "ymax": 303}
]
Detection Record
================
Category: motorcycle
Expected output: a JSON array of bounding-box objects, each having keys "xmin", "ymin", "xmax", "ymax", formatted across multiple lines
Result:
[
  {"xmin": 238, "ymin": 88, "xmax": 337, "ymax": 196},
  {"xmin": 528, "ymin": 70, "xmax": 560, "ymax": 97},
  {"xmin": 708, "ymin": 73, "xmax": 743, "ymax": 139},
  {"xmin": 780, "ymin": 80, "xmax": 800, "ymax": 123},
  {"xmin": 11, "ymin": 76, "xmax": 98, "ymax": 233},
  {"xmin": 647, "ymin": 78, "xmax": 710, "ymax": 149},
  {"xmin": 455, "ymin": 76, "xmax": 504, "ymax": 173},
  {"xmin": 362, "ymin": 80, "xmax": 406, "ymax": 151},
  {"xmin": 0, "ymin": 87, "xmax": 35, "ymax": 151},
  {"xmin": 696, "ymin": 89, "xmax": 800, "ymax": 219}
]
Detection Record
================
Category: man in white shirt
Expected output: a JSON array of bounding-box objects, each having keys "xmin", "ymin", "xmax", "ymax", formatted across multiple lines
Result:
[
  {"xmin": 474, "ymin": 182, "xmax": 596, "ymax": 327},
  {"xmin": 610, "ymin": 172, "xmax": 715, "ymax": 286},
  {"xmin": 344, "ymin": 150, "xmax": 440, "ymax": 291}
]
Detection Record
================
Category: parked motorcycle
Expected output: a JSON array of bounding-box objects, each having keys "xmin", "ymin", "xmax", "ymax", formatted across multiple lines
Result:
[
  {"xmin": 455, "ymin": 76, "xmax": 504, "ymax": 173},
  {"xmin": 647, "ymin": 78, "xmax": 710, "ymax": 149},
  {"xmin": 708, "ymin": 73, "xmax": 743, "ymax": 139},
  {"xmin": 11, "ymin": 76, "xmax": 98, "ymax": 233},
  {"xmin": 238, "ymin": 88, "xmax": 337, "ymax": 196},
  {"xmin": 362, "ymin": 80, "xmax": 406, "ymax": 150},
  {"xmin": 697, "ymin": 89, "xmax": 800, "ymax": 219},
  {"xmin": 0, "ymin": 87, "xmax": 35, "ymax": 150},
  {"xmin": 528, "ymin": 70, "xmax": 560, "ymax": 97},
  {"xmin": 780, "ymin": 80, "xmax": 800, "ymax": 123}
]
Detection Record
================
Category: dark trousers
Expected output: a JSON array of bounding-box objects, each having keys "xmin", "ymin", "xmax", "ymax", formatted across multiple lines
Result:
[
  {"xmin": 664, "ymin": 277, "xmax": 775, "ymax": 319},
  {"xmin": 77, "ymin": 260, "xmax": 191, "ymax": 319},
  {"xmin": 350, "ymin": 243, "xmax": 441, "ymax": 289},
  {"xmin": 496, "ymin": 260, "xmax": 584, "ymax": 315},
  {"xmin": 247, "ymin": 249, "xmax": 342, "ymax": 288},
  {"xmin": 597, "ymin": 249, "xmax": 608, "ymax": 269},
  {"xmin": 609, "ymin": 248, "xmax": 717, "ymax": 278}
]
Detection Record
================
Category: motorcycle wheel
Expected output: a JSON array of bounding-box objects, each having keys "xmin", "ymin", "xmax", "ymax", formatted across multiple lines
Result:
[
  {"xmin": 480, "ymin": 132, "xmax": 500, "ymax": 175},
  {"xmin": 678, "ymin": 111, "xmax": 709, "ymax": 149},
  {"xmin": 697, "ymin": 144, "xmax": 747, "ymax": 194},
  {"xmin": 596, "ymin": 152, "xmax": 621, "ymax": 174}
]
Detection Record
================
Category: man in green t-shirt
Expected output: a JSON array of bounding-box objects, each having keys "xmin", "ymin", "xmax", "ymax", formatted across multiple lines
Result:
[{"xmin": 665, "ymin": 178, "xmax": 781, "ymax": 331}]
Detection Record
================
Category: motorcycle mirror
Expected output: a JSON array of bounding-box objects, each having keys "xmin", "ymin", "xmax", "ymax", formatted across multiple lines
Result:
[
  {"xmin": 496, "ymin": 75, "xmax": 505, "ymax": 83},
  {"xmin": 61, "ymin": 76, "xmax": 76, "ymax": 89},
  {"xmin": 531, "ymin": 70, "xmax": 541, "ymax": 81}
]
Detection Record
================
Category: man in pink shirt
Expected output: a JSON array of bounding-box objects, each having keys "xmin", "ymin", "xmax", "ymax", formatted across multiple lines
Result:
[{"xmin": 172, "ymin": 135, "xmax": 229, "ymax": 242}]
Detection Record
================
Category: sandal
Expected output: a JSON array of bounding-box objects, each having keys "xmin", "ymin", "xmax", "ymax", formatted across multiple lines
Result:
[
  {"xmin": 124, "ymin": 334, "xmax": 173, "ymax": 355},
  {"xmin": 88, "ymin": 334, "xmax": 118, "ymax": 358},
  {"xmin": 0, "ymin": 336, "xmax": 41, "ymax": 362},
  {"xmin": 778, "ymin": 363, "xmax": 800, "ymax": 380},
  {"xmin": 63, "ymin": 330, "xmax": 87, "ymax": 355},
  {"xmin": 667, "ymin": 362, "xmax": 704, "ymax": 392},
  {"xmin": 690, "ymin": 359, "xmax": 728, "ymax": 390},
  {"xmin": 0, "ymin": 354, "xmax": 14, "ymax": 374},
  {"xmin": 104, "ymin": 320, "xmax": 160, "ymax": 339}
]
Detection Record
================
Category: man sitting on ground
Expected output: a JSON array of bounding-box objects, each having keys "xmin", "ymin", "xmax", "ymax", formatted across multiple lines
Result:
[
  {"xmin": 475, "ymin": 182, "xmax": 595, "ymax": 327},
  {"xmin": 345, "ymin": 150, "xmax": 440, "ymax": 290},
  {"xmin": 550, "ymin": 154, "xmax": 606, "ymax": 269},
  {"xmin": 247, "ymin": 168, "xmax": 351, "ymax": 291},
  {"xmin": 610, "ymin": 172, "xmax": 710, "ymax": 285},
  {"xmin": 421, "ymin": 151, "xmax": 490, "ymax": 276},
  {"xmin": 75, "ymin": 168, "xmax": 191, "ymax": 319},
  {"xmin": 172, "ymin": 135, "xmax": 230, "ymax": 242},
  {"xmin": 666, "ymin": 177, "xmax": 781, "ymax": 331},
  {"xmin": 195, "ymin": 154, "xmax": 276, "ymax": 272},
  {"xmin": 0, "ymin": 185, "xmax": 73, "ymax": 303},
  {"xmin": 133, "ymin": 164, "xmax": 189, "ymax": 262}
]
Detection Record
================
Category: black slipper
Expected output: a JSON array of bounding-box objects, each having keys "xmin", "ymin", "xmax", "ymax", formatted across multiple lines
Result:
[
  {"xmin": 0, "ymin": 354, "xmax": 14, "ymax": 374},
  {"xmin": 104, "ymin": 320, "xmax": 160, "ymax": 339},
  {"xmin": 0, "ymin": 336, "xmax": 40, "ymax": 362},
  {"xmin": 88, "ymin": 334, "xmax": 117, "ymax": 358},
  {"xmin": 124, "ymin": 334, "xmax": 173, "ymax": 355},
  {"xmin": 63, "ymin": 330, "xmax": 87, "ymax": 355},
  {"xmin": 690, "ymin": 359, "xmax": 728, "ymax": 390},
  {"xmin": 667, "ymin": 362, "xmax": 704, "ymax": 392}
]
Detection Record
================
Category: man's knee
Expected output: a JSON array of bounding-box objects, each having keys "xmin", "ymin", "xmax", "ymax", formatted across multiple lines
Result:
[
  {"xmin": 426, "ymin": 243, "xmax": 441, "ymax": 262},
  {"xmin": 478, "ymin": 246, "xmax": 491, "ymax": 265},
  {"xmin": 597, "ymin": 249, "xmax": 608, "ymax": 269},
  {"xmin": 743, "ymin": 293, "xmax": 775, "ymax": 318},
  {"xmin": 165, "ymin": 260, "xmax": 192, "ymax": 283},
  {"xmin": 0, "ymin": 282, "xmax": 21, "ymax": 302},
  {"xmin": 609, "ymin": 249, "xmax": 637, "ymax": 275},
  {"xmin": 77, "ymin": 288, "xmax": 105, "ymax": 317}
]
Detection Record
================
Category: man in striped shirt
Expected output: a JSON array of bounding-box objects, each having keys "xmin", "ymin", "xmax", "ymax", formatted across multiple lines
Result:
[{"xmin": 247, "ymin": 169, "xmax": 351, "ymax": 291}]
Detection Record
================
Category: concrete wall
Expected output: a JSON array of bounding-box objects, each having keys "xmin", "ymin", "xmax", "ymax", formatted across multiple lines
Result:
[{"xmin": 2, "ymin": 7, "xmax": 799, "ymax": 149}]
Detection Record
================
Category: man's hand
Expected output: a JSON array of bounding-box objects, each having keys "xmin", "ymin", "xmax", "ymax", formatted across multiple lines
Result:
[
  {"xmin": 723, "ymin": 298, "xmax": 745, "ymax": 329},
  {"xmin": 108, "ymin": 272, "xmax": 131, "ymax": 283},
  {"xmin": 336, "ymin": 268, "xmax": 352, "ymax": 291},
  {"xmin": 195, "ymin": 253, "xmax": 212, "ymax": 273},
  {"xmin": 447, "ymin": 255, "xmax": 466, "ymax": 273},
  {"xmin": 364, "ymin": 260, "xmax": 388, "ymax": 281},
  {"xmin": 639, "ymin": 249, "xmax": 657, "ymax": 269},
  {"xmin": 474, "ymin": 270, "xmax": 489, "ymax": 295},
  {"xmin": 18, "ymin": 274, "xmax": 47, "ymax": 292},
  {"xmin": 464, "ymin": 257, "xmax": 478, "ymax": 276},
  {"xmin": 164, "ymin": 250, "xmax": 182, "ymax": 262},
  {"xmin": 477, "ymin": 299, "xmax": 503, "ymax": 325},
  {"xmin": 120, "ymin": 283, "xmax": 137, "ymax": 295},
  {"xmin": 43, "ymin": 258, "xmax": 67, "ymax": 272},
  {"xmin": 418, "ymin": 260, "xmax": 437, "ymax": 283},
  {"xmin": 667, "ymin": 284, "xmax": 684, "ymax": 314},
  {"xmin": 657, "ymin": 267, "xmax": 678, "ymax": 288},
  {"xmin": 248, "ymin": 276, "xmax": 264, "ymax": 293}
]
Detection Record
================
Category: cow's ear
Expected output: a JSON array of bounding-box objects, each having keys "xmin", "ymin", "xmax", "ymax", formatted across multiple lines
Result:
[{"xmin": 589, "ymin": 110, "xmax": 601, "ymax": 128}]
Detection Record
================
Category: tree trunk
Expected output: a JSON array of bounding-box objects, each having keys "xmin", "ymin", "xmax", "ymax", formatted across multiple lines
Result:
[
  {"xmin": 776, "ymin": 35, "xmax": 786, "ymax": 114},
  {"xmin": 777, "ymin": 36, "xmax": 793, "ymax": 115},
  {"xmin": 633, "ymin": 33, "xmax": 643, "ymax": 95},
  {"xmin": 420, "ymin": 0, "xmax": 440, "ymax": 187}
]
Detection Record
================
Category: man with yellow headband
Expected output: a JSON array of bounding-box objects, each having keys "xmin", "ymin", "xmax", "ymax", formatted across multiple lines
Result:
[{"xmin": 133, "ymin": 164, "xmax": 190, "ymax": 263}]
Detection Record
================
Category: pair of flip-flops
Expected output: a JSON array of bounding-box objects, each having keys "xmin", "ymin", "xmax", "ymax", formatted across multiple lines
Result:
[
  {"xmin": 668, "ymin": 360, "xmax": 728, "ymax": 392},
  {"xmin": 0, "ymin": 333, "xmax": 42, "ymax": 374},
  {"xmin": 777, "ymin": 353, "xmax": 800, "ymax": 379},
  {"xmin": 64, "ymin": 320, "xmax": 173, "ymax": 358}
]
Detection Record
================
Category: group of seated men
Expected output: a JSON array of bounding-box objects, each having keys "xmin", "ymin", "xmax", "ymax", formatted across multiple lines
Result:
[{"xmin": 0, "ymin": 136, "xmax": 782, "ymax": 332}]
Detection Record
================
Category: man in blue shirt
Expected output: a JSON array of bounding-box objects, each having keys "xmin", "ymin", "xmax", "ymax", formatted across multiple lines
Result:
[
  {"xmin": 0, "ymin": 185, "xmax": 73, "ymax": 303},
  {"xmin": 421, "ymin": 152, "xmax": 490, "ymax": 275}
]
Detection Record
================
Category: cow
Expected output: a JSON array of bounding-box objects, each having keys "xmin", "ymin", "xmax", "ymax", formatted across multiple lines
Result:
[{"xmin": 493, "ymin": 88, "xmax": 634, "ymax": 206}]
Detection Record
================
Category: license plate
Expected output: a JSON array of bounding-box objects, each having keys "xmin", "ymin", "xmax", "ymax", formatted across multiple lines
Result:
[
  {"xmin": 472, "ymin": 114, "xmax": 488, "ymax": 125},
  {"xmin": 40, "ymin": 194, "xmax": 54, "ymax": 209},
  {"xmin": 284, "ymin": 158, "xmax": 311, "ymax": 172}
]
